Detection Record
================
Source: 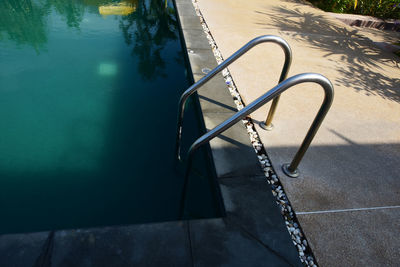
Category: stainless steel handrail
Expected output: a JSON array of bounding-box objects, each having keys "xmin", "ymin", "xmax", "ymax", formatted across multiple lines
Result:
[
  {"xmin": 183, "ymin": 72, "xmax": 333, "ymax": 178},
  {"xmin": 179, "ymin": 73, "xmax": 333, "ymax": 217},
  {"xmin": 179, "ymin": 73, "xmax": 334, "ymax": 218},
  {"xmin": 175, "ymin": 35, "xmax": 292, "ymax": 160}
]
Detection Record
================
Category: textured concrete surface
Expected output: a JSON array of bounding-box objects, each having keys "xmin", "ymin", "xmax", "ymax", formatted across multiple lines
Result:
[
  {"xmin": 327, "ymin": 13, "xmax": 400, "ymax": 53},
  {"xmin": 187, "ymin": 48, "xmax": 219, "ymax": 75},
  {"xmin": 190, "ymin": 218, "xmax": 293, "ymax": 267},
  {"xmin": 218, "ymin": 176, "xmax": 300, "ymax": 261},
  {"xmin": 0, "ymin": 231, "xmax": 49, "ymax": 267},
  {"xmin": 202, "ymin": 112, "xmax": 262, "ymax": 178},
  {"xmin": 194, "ymin": 74, "xmax": 238, "ymax": 113},
  {"xmin": 189, "ymin": 176, "xmax": 302, "ymax": 267},
  {"xmin": 357, "ymin": 27, "xmax": 400, "ymax": 44},
  {"xmin": 297, "ymin": 208, "xmax": 400, "ymax": 267},
  {"xmin": 327, "ymin": 12, "xmax": 400, "ymax": 31},
  {"xmin": 51, "ymin": 222, "xmax": 191, "ymax": 267},
  {"xmin": 196, "ymin": 0, "xmax": 400, "ymax": 265}
]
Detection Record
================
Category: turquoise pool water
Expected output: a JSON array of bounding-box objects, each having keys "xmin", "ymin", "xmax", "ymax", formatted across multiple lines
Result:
[{"xmin": 0, "ymin": 0, "xmax": 223, "ymax": 234}]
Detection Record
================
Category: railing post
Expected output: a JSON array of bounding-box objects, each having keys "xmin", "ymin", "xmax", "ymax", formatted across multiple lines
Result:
[
  {"xmin": 259, "ymin": 45, "xmax": 292, "ymax": 131},
  {"xmin": 260, "ymin": 95, "xmax": 281, "ymax": 130},
  {"xmin": 281, "ymin": 77, "xmax": 334, "ymax": 177}
]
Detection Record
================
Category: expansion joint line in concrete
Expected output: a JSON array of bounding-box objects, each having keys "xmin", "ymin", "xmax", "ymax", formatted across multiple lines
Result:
[
  {"xmin": 33, "ymin": 230, "xmax": 55, "ymax": 267},
  {"xmin": 186, "ymin": 221, "xmax": 195, "ymax": 267},
  {"xmin": 297, "ymin": 205, "xmax": 400, "ymax": 215}
]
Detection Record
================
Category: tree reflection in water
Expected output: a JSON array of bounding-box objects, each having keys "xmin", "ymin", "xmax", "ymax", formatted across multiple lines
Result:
[
  {"xmin": 0, "ymin": 0, "xmax": 180, "ymax": 79},
  {"xmin": 119, "ymin": 0, "xmax": 179, "ymax": 79},
  {"xmin": 0, "ymin": 0, "xmax": 49, "ymax": 52}
]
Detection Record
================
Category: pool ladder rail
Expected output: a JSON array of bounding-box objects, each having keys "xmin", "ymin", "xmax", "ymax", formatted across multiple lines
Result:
[
  {"xmin": 175, "ymin": 35, "xmax": 334, "ymax": 190},
  {"xmin": 175, "ymin": 35, "xmax": 292, "ymax": 161}
]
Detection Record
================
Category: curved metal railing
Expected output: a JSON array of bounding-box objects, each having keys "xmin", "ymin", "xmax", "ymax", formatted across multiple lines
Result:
[
  {"xmin": 179, "ymin": 73, "xmax": 334, "ymax": 216},
  {"xmin": 175, "ymin": 35, "xmax": 292, "ymax": 160}
]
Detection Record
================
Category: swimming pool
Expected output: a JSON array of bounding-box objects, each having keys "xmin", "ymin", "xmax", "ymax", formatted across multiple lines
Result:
[{"xmin": 0, "ymin": 0, "xmax": 223, "ymax": 234}]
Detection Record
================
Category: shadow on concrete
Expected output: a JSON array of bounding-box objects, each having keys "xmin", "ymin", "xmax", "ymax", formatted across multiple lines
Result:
[
  {"xmin": 267, "ymin": 138, "xmax": 400, "ymax": 210},
  {"xmin": 253, "ymin": 5, "xmax": 400, "ymax": 102},
  {"xmin": 198, "ymin": 95, "xmax": 238, "ymax": 112}
]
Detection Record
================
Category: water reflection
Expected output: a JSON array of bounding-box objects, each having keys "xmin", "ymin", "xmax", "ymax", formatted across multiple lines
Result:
[
  {"xmin": 50, "ymin": 0, "xmax": 85, "ymax": 29},
  {"xmin": 0, "ymin": 0, "xmax": 179, "ymax": 80},
  {"xmin": 99, "ymin": 0, "xmax": 138, "ymax": 16},
  {"xmin": 0, "ymin": 0, "xmax": 48, "ymax": 52},
  {"xmin": 119, "ymin": 0, "xmax": 179, "ymax": 79}
]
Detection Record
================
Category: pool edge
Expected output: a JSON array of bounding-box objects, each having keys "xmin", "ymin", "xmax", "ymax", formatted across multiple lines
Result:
[{"xmin": 173, "ymin": 0, "xmax": 303, "ymax": 266}]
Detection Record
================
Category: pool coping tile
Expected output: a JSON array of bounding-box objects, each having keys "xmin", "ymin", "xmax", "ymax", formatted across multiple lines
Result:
[{"xmin": 0, "ymin": 231, "xmax": 49, "ymax": 267}]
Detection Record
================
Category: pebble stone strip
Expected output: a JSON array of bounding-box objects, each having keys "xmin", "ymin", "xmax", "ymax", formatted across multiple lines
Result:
[{"xmin": 189, "ymin": 1, "xmax": 317, "ymax": 266}]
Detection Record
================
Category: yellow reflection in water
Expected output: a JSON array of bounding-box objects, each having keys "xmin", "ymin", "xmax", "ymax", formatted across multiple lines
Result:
[{"xmin": 99, "ymin": 0, "xmax": 138, "ymax": 16}]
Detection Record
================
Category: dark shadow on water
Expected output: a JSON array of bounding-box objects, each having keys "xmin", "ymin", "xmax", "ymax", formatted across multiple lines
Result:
[{"xmin": 253, "ymin": 5, "xmax": 400, "ymax": 102}]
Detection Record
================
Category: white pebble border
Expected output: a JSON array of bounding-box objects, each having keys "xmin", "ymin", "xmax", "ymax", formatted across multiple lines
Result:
[{"xmin": 190, "ymin": 1, "xmax": 317, "ymax": 266}]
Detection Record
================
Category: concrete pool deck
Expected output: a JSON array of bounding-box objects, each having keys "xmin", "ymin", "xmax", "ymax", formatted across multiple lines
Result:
[
  {"xmin": 194, "ymin": 0, "xmax": 400, "ymax": 266},
  {"xmin": 0, "ymin": 1, "xmax": 302, "ymax": 266}
]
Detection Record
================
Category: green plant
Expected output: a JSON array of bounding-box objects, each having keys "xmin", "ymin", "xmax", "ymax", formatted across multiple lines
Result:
[
  {"xmin": 308, "ymin": 0, "xmax": 400, "ymax": 19},
  {"xmin": 308, "ymin": 0, "xmax": 353, "ymax": 13},
  {"xmin": 354, "ymin": 0, "xmax": 400, "ymax": 18}
]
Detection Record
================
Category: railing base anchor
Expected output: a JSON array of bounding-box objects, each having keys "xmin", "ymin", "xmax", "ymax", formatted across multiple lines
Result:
[
  {"xmin": 282, "ymin": 163, "xmax": 299, "ymax": 178},
  {"xmin": 259, "ymin": 122, "xmax": 274, "ymax": 131}
]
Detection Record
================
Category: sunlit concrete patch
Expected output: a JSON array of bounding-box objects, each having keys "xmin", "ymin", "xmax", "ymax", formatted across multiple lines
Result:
[{"xmin": 98, "ymin": 62, "xmax": 117, "ymax": 76}]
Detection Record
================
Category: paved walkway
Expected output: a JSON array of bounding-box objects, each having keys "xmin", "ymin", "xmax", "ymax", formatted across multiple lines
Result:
[{"xmin": 196, "ymin": 0, "xmax": 400, "ymax": 266}]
